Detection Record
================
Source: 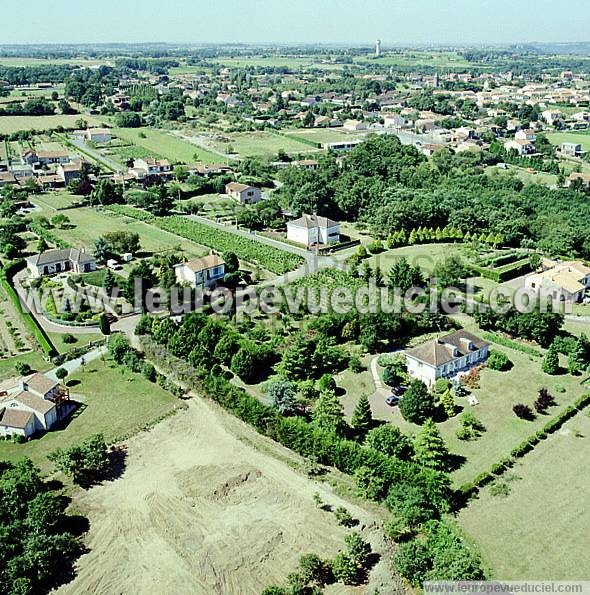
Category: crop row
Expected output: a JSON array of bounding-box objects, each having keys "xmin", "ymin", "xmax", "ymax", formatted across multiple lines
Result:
[{"xmin": 106, "ymin": 205, "xmax": 304, "ymax": 275}]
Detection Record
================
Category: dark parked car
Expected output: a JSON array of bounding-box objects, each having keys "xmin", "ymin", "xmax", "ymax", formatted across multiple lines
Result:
[{"xmin": 385, "ymin": 395, "xmax": 400, "ymax": 406}]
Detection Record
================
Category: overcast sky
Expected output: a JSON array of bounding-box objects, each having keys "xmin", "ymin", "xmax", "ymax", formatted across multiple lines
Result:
[{"xmin": 4, "ymin": 0, "xmax": 589, "ymax": 45}]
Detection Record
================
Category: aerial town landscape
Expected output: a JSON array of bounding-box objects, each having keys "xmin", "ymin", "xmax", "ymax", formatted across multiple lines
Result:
[{"xmin": 1, "ymin": 1, "xmax": 590, "ymax": 594}]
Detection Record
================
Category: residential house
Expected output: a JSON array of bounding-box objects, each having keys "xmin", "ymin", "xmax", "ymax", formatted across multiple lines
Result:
[
  {"xmin": 0, "ymin": 373, "xmax": 70, "ymax": 438},
  {"xmin": 566, "ymin": 172, "xmax": 590, "ymax": 188},
  {"xmin": 525, "ymin": 261, "xmax": 590, "ymax": 303},
  {"xmin": 560, "ymin": 142, "xmax": 585, "ymax": 157},
  {"xmin": 287, "ymin": 214, "xmax": 340, "ymax": 246},
  {"xmin": 405, "ymin": 330, "xmax": 490, "ymax": 388},
  {"xmin": 541, "ymin": 110, "xmax": 564, "ymax": 126},
  {"xmin": 132, "ymin": 158, "xmax": 172, "ymax": 181},
  {"xmin": 343, "ymin": 119, "xmax": 367, "ymax": 131},
  {"xmin": 173, "ymin": 255, "xmax": 226, "ymax": 290},
  {"xmin": 0, "ymin": 172, "xmax": 17, "ymax": 186},
  {"xmin": 57, "ymin": 162, "xmax": 82, "ymax": 184},
  {"xmin": 225, "ymin": 182, "xmax": 261, "ymax": 204},
  {"xmin": 21, "ymin": 150, "xmax": 70, "ymax": 166},
  {"xmin": 322, "ymin": 140, "xmax": 363, "ymax": 152},
  {"xmin": 514, "ymin": 128, "xmax": 537, "ymax": 142},
  {"xmin": 504, "ymin": 139, "xmax": 536, "ymax": 155},
  {"xmin": 382, "ymin": 113, "xmax": 407, "ymax": 128},
  {"xmin": 26, "ymin": 248, "xmax": 97, "ymax": 278}
]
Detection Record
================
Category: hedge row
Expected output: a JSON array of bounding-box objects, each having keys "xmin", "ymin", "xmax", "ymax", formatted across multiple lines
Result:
[
  {"xmin": 139, "ymin": 335, "xmax": 453, "ymax": 512},
  {"xmin": 468, "ymin": 257, "xmax": 531, "ymax": 283},
  {"xmin": 0, "ymin": 261, "xmax": 56, "ymax": 357},
  {"xmin": 481, "ymin": 331, "xmax": 542, "ymax": 358},
  {"xmin": 459, "ymin": 392, "xmax": 590, "ymax": 496},
  {"xmin": 29, "ymin": 223, "xmax": 71, "ymax": 249}
]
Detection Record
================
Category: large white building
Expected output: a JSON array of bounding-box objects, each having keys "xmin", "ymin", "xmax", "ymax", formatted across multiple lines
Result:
[
  {"xmin": 405, "ymin": 330, "xmax": 490, "ymax": 389},
  {"xmin": 286, "ymin": 214, "xmax": 340, "ymax": 247},
  {"xmin": 174, "ymin": 255, "xmax": 226, "ymax": 290}
]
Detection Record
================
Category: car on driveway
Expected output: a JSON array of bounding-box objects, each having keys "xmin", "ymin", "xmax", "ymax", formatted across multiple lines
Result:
[{"xmin": 385, "ymin": 395, "xmax": 400, "ymax": 406}]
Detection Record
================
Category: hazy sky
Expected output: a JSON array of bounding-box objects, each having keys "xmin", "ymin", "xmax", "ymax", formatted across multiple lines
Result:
[{"xmin": 4, "ymin": 0, "xmax": 589, "ymax": 45}]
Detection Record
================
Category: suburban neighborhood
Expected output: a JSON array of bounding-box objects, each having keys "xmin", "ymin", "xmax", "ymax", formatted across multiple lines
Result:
[{"xmin": 0, "ymin": 5, "xmax": 589, "ymax": 594}]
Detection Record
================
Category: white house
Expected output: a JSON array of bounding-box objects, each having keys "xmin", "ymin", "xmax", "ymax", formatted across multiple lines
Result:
[
  {"xmin": 514, "ymin": 128, "xmax": 536, "ymax": 142},
  {"xmin": 26, "ymin": 248, "xmax": 97, "ymax": 278},
  {"xmin": 504, "ymin": 139, "xmax": 535, "ymax": 156},
  {"xmin": 405, "ymin": 330, "xmax": 490, "ymax": 389},
  {"xmin": 525, "ymin": 261, "xmax": 590, "ymax": 303},
  {"xmin": 132, "ymin": 158, "xmax": 172, "ymax": 180},
  {"xmin": 225, "ymin": 182, "xmax": 261, "ymax": 204},
  {"xmin": 0, "ymin": 373, "xmax": 70, "ymax": 438},
  {"xmin": 287, "ymin": 214, "xmax": 340, "ymax": 246},
  {"xmin": 174, "ymin": 255, "xmax": 226, "ymax": 290}
]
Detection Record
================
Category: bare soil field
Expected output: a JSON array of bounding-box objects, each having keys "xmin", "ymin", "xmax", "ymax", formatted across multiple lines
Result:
[{"xmin": 59, "ymin": 397, "xmax": 402, "ymax": 595}]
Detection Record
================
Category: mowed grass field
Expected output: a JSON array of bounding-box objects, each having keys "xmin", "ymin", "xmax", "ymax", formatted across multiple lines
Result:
[
  {"xmin": 284, "ymin": 127, "xmax": 365, "ymax": 145},
  {"xmin": 367, "ymin": 243, "xmax": 462, "ymax": 275},
  {"xmin": 209, "ymin": 130, "xmax": 319, "ymax": 157},
  {"xmin": 0, "ymin": 114, "xmax": 104, "ymax": 134},
  {"xmin": 459, "ymin": 412, "xmax": 590, "ymax": 579},
  {"xmin": 0, "ymin": 357, "xmax": 180, "ymax": 472},
  {"xmin": 547, "ymin": 130, "xmax": 590, "ymax": 152},
  {"xmin": 36, "ymin": 204, "xmax": 209, "ymax": 259},
  {"xmin": 387, "ymin": 338, "xmax": 590, "ymax": 486},
  {"xmin": 112, "ymin": 127, "xmax": 219, "ymax": 163}
]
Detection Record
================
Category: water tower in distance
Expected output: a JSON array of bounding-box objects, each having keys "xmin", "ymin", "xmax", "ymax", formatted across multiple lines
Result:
[{"xmin": 375, "ymin": 39, "xmax": 382, "ymax": 57}]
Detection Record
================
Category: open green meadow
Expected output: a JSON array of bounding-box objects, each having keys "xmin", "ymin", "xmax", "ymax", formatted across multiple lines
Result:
[
  {"xmin": 459, "ymin": 412, "xmax": 590, "ymax": 579},
  {"xmin": 0, "ymin": 357, "xmax": 179, "ymax": 472},
  {"xmin": 40, "ymin": 205, "xmax": 209, "ymax": 259},
  {"xmin": 284, "ymin": 127, "xmax": 365, "ymax": 145},
  {"xmin": 209, "ymin": 130, "xmax": 318, "ymax": 157},
  {"xmin": 0, "ymin": 114, "xmax": 104, "ymax": 134},
  {"xmin": 547, "ymin": 130, "xmax": 590, "ymax": 152},
  {"xmin": 206, "ymin": 56, "xmax": 345, "ymax": 69},
  {"xmin": 112, "ymin": 127, "xmax": 220, "ymax": 163}
]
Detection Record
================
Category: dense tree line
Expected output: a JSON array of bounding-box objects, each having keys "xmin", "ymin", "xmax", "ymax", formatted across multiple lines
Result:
[
  {"xmin": 0, "ymin": 459, "xmax": 84, "ymax": 594},
  {"xmin": 277, "ymin": 135, "xmax": 590, "ymax": 258}
]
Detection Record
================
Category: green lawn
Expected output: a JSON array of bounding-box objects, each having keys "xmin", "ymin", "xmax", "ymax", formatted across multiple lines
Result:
[
  {"xmin": 46, "ymin": 332, "xmax": 104, "ymax": 355},
  {"xmin": 0, "ymin": 357, "xmax": 180, "ymax": 472},
  {"xmin": 209, "ymin": 130, "xmax": 318, "ymax": 157},
  {"xmin": 547, "ymin": 131, "xmax": 590, "ymax": 152},
  {"xmin": 0, "ymin": 351, "xmax": 49, "ymax": 379},
  {"xmin": 388, "ymin": 343, "xmax": 590, "ymax": 486},
  {"xmin": 0, "ymin": 114, "xmax": 105, "ymax": 135},
  {"xmin": 459, "ymin": 412, "xmax": 590, "ymax": 579},
  {"xmin": 50, "ymin": 206, "xmax": 209, "ymax": 259},
  {"xmin": 486, "ymin": 165, "xmax": 558, "ymax": 187},
  {"xmin": 367, "ymin": 243, "xmax": 462, "ymax": 275},
  {"xmin": 285, "ymin": 127, "xmax": 366, "ymax": 145},
  {"xmin": 112, "ymin": 128, "xmax": 219, "ymax": 163}
]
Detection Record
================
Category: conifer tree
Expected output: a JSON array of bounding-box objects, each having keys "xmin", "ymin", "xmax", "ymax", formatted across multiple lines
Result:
[
  {"xmin": 351, "ymin": 394, "xmax": 373, "ymax": 433},
  {"xmin": 414, "ymin": 419, "xmax": 449, "ymax": 471}
]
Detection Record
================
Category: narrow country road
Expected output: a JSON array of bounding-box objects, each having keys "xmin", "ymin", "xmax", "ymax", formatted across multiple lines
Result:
[{"xmin": 46, "ymin": 345, "xmax": 108, "ymax": 381}]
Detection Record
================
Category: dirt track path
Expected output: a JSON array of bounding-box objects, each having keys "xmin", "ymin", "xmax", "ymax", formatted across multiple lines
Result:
[{"xmin": 59, "ymin": 397, "xmax": 403, "ymax": 595}]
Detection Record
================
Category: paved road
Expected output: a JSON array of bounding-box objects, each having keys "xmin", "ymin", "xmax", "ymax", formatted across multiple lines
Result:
[{"xmin": 69, "ymin": 137, "xmax": 122, "ymax": 172}]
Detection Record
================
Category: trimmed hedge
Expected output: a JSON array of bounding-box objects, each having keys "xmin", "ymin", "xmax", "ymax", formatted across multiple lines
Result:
[
  {"xmin": 460, "ymin": 392, "xmax": 590, "ymax": 496},
  {"xmin": 481, "ymin": 332, "xmax": 542, "ymax": 358},
  {"xmin": 0, "ymin": 260, "xmax": 56, "ymax": 356}
]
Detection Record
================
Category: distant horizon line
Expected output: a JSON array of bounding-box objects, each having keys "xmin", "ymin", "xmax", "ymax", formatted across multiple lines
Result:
[{"xmin": 0, "ymin": 40, "xmax": 589, "ymax": 49}]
